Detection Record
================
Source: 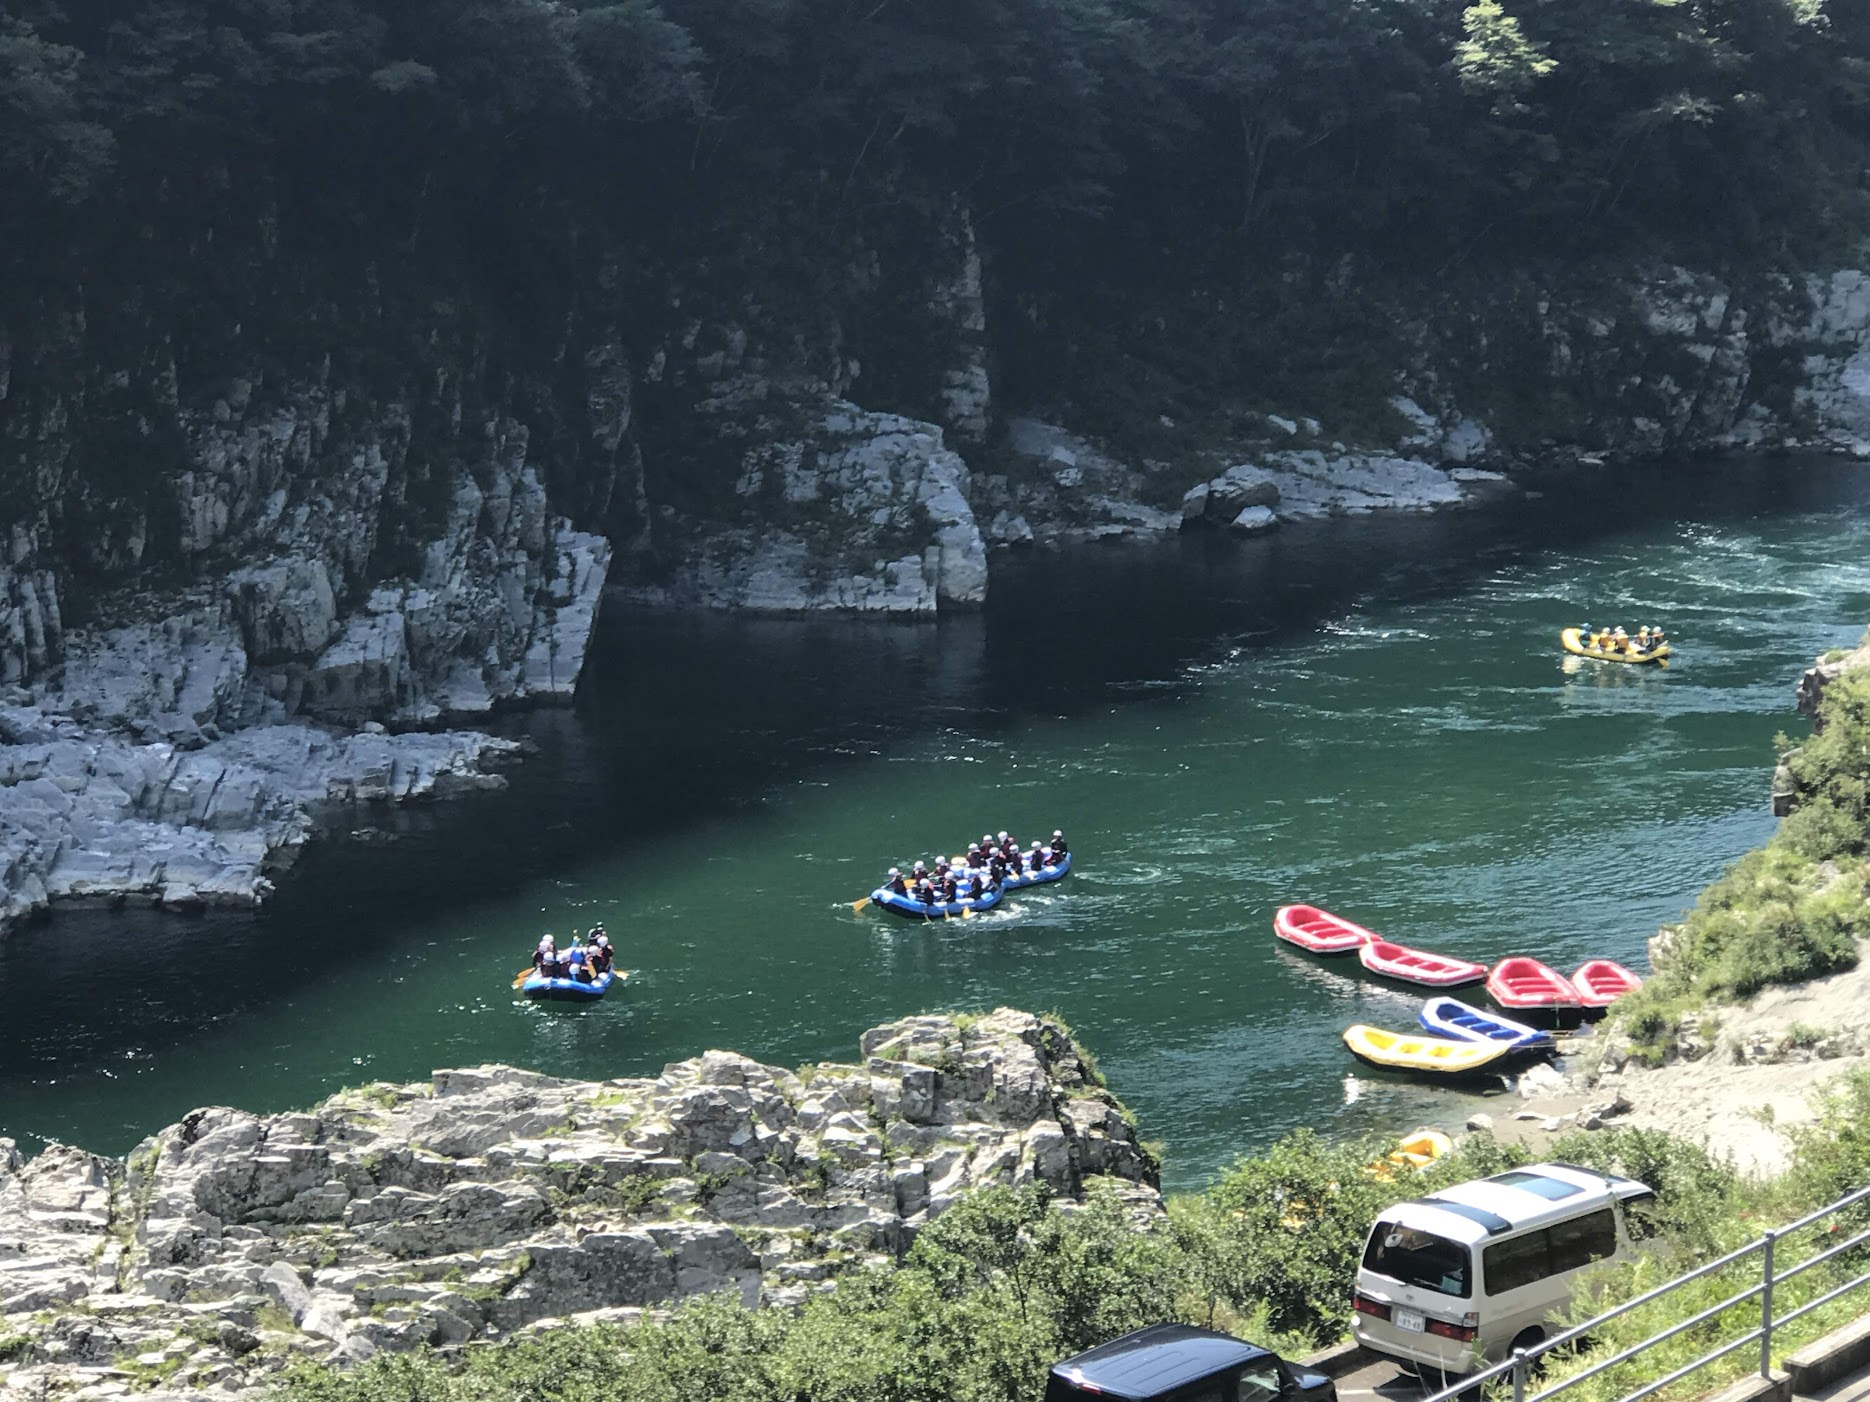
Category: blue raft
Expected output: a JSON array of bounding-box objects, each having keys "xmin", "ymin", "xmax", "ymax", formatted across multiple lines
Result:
[
  {"xmin": 522, "ymin": 969, "xmax": 618, "ymax": 1003},
  {"xmin": 1417, "ymin": 996, "xmax": 1554, "ymax": 1053},
  {"xmin": 870, "ymin": 881, "xmax": 1006, "ymax": 920},
  {"xmin": 1003, "ymin": 851, "xmax": 1071, "ymax": 889}
]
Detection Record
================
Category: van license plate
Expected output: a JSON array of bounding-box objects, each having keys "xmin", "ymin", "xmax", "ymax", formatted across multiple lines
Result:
[{"xmin": 1394, "ymin": 1308, "xmax": 1425, "ymax": 1334}]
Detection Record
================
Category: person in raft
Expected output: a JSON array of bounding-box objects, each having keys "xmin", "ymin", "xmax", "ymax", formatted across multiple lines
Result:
[
  {"xmin": 886, "ymin": 867, "xmax": 908, "ymax": 897},
  {"xmin": 1649, "ymin": 625, "xmax": 1668, "ymax": 650},
  {"xmin": 587, "ymin": 929, "xmax": 615, "ymax": 976},
  {"xmin": 1050, "ymin": 829, "xmax": 1068, "ymax": 858},
  {"xmin": 563, "ymin": 936, "xmax": 592, "ymax": 983},
  {"xmin": 532, "ymin": 936, "xmax": 561, "ymax": 980}
]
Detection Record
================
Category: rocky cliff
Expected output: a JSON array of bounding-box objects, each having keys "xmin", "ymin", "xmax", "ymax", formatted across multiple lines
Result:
[
  {"xmin": 12, "ymin": 180, "xmax": 1870, "ymax": 938},
  {"xmin": 0, "ymin": 1009, "xmax": 1154, "ymax": 1399}
]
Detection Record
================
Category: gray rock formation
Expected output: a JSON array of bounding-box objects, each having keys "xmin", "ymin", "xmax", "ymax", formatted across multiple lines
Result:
[
  {"xmin": 0, "ymin": 709, "xmax": 519, "ymax": 927},
  {"xmin": 0, "ymin": 1009, "xmax": 1157, "ymax": 1397},
  {"xmin": 0, "ymin": 371, "xmax": 612, "ymax": 936},
  {"xmin": 620, "ymin": 390, "xmax": 986, "ymax": 613}
]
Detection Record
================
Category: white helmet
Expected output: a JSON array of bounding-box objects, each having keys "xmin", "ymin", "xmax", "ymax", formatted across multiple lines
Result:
[
  {"xmin": 997, "ymin": 830, "xmax": 1008, "ymax": 841},
  {"xmin": 1031, "ymin": 839, "xmax": 1042, "ymax": 849},
  {"xmin": 889, "ymin": 867, "xmax": 900, "ymax": 876},
  {"xmin": 1053, "ymin": 830, "xmax": 1062, "ymax": 838}
]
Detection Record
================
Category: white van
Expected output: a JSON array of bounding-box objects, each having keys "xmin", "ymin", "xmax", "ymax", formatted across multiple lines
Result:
[{"xmin": 1352, "ymin": 1162, "xmax": 1656, "ymax": 1377}]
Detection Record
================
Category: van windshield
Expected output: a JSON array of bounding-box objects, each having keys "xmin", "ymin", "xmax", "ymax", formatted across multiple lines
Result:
[{"xmin": 1363, "ymin": 1221, "xmax": 1472, "ymax": 1298}]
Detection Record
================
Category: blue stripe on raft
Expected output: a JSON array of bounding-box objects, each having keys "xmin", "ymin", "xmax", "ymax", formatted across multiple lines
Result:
[
  {"xmin": 868, "ymin": 883, "xmax": 1006, "ymax": 920},
  {"xmin": 522, "ymin": 970, "xmax": 616, "ymax": 1002},
  {"xmin": 1002, "ymin": 851, "xmax": 1070, "ymax": 889},
  {"xmin": 1417, "ymin": 996, "xmax": 1554, "ymax": 1051}
]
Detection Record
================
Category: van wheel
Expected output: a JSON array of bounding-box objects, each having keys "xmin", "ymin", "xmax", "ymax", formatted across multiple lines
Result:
[{"xmin": 1510, "ymin": 1328, "xmax": 1546, "ymax": 1360}]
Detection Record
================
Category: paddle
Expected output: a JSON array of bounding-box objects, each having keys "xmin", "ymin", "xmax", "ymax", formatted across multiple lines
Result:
[
  {"xmin": 511, "ymin": 966, "xmax": 533, "ymax": 989},
  {"xmin": 851, "ymin": 897, "xmax": 870, "ymax": 913}
]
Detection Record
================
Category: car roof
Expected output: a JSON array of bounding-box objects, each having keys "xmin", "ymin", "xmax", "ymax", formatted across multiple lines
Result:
[
  {"xmin": 1379, "ymin": 1163, "xmax": 1649, "ymax": 1244},
  {"xmin": 1050, "ymin": 1324, "xmax": 1275, "ymax": 1398}
]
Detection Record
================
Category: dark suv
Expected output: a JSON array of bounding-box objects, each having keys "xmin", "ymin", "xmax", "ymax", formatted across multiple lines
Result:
[{"xmin": 1045, "ymin": 1324, "xmax": 1340, "ymax": 1402}]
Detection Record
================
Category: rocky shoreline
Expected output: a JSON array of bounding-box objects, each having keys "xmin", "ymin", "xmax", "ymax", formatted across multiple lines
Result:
[
  {"xmin": 1486, "ymin": 949, "xmax": 1870, "ymax": 1178},
  {"xmin": 12, "ymin": 251, "xmax": 1870, "ymax": 935},
  {"xmin": 0, "ymin": 1009, "xmax": 1154, "ymax": 1399}
]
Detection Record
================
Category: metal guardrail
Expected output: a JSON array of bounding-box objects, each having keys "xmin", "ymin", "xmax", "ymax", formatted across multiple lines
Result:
[{"xmin": 1420, "ymin": 1183, "xmax": 1870, "ymax": 1402}]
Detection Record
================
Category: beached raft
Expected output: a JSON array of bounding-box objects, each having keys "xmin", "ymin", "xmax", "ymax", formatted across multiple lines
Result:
[
  {"xmin": 1359, "ymin": 938, "xmax": 1487, "ymax": 988},
  {"xmin": 1341, "ymin": 1024, "xmax": 1509, "ymax": 1077},
  {"xmin": 1274, "ymin": 903, "xmax": 1380, "ymax": 954},
  {"xmin": 1487, "ymin": 956, "xmax": 1582, "ymax": 1012},
  {"xmin": 1573, "ymin": 958, "xmax": 1644, "ymax": 1008},
  {"xmin": 1417, "ymin": 995, "xmax": 1555, "ymax": 1053}
]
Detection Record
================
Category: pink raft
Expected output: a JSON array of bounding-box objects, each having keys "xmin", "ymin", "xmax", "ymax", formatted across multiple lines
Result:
[
  {"xmin": 1359, "ymin": 938, "xmax": 1487, "ymax": 988},
  {"xmin": 1573, "ymin": 959, "xmax": 1644, "ymax": 1008},
  {"xmin": 1274, "ymin": 904, "xmax": 1381, "ymax": 955},
  {"xmin": 1487, "ymin": 956, "xmax": 1582, "ymax": 1012}
]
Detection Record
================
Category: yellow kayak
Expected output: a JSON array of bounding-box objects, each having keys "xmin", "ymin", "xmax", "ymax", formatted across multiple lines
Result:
[
  {"xmin": 1562, "ymin": 627, "xmax": 1670, "ymax": 665},
  {"xmin": 1342, "ymin": 1024, "xmax": 1509, "ymax": 1076}
]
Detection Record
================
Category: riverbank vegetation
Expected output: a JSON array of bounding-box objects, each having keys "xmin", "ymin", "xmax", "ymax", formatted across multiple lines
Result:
[
  {"xmin": 270, "ymin": 1103, "xmax": 1870, "ymax": 1402},
  {"xmin": 1615, "ymin": 662, "xmax": 1870, "ymax": 1065}
]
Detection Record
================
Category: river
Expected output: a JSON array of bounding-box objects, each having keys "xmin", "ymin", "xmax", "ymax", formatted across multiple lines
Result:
[{"xmin": 4, "ymin": 456, "xmax": 1869, "ymax": 1191}]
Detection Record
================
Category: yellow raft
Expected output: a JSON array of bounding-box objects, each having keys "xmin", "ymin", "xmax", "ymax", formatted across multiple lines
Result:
[
  {"xmin": 1562, "ymin": 627, "xmax": 1670, "ymax": 665},
  {"xmin": 1366, "ymin": 1127, "xmax": 1455, "ymax": 1180},
  {"xmin": 1342, "ymin": 1024, "xmax": 1509, "ymax": 1077}
]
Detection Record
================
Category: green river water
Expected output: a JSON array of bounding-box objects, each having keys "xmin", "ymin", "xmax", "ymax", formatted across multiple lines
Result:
[{"xmin": 4, "ymin": 457, "xmax": 1870, "ymax": 1190}]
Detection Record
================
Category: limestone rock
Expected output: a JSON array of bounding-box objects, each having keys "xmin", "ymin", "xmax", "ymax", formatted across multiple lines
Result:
[
  {"xmin": 0, "ymin": 1009, "xmax": 1158, "ymax": 1388},
  {"xmin": 617, "ymin": 396, "xmax": 985, "ymax": 614}
]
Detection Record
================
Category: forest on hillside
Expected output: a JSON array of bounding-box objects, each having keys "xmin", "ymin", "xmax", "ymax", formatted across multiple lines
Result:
[
  {"xmin": 8, "ymin": 0, "xmax": 1870, "ymax": 269},
  {"xmin": 5, "ymin": 0, "xmax": 1870, "ymax": 499}
]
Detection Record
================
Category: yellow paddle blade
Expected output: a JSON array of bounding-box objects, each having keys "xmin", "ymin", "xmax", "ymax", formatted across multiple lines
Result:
[
  {"xmin": 511, "ymin": 967, "xmax": 532, "ymax": 989},
  {"xmin": 851, "ymin": 897, "xmax": 870, "ymax": 913},
  {"xmin": 961, "ymin": 907, "xmax": 973, "ymax": 919}
]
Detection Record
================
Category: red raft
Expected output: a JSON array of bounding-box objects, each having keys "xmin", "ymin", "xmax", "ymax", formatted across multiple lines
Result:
[
  {"xmin": 1359, "ymin": 938, "xmax": 1487, "ymax": 988},
  {"xmin": 1573, "ymin": 959, "xmax": 1644, "ymax": 1008},
  {"xmin": 1487, "ymin": 957, "xmax": 1582, "ymax": 1011},
  {"xmin": 1274, "ymin": 904, "xmax": 1381, "ymax": 955}
]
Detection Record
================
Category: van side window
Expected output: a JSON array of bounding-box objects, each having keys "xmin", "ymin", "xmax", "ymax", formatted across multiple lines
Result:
[
  {"xmin": 1550, "ymin": 1209, "xmax": 1618, "ymax": 1272},
  {"xmin": 1483, "ymin": 1230, "xmax": 1551, "ymax": 1295}
]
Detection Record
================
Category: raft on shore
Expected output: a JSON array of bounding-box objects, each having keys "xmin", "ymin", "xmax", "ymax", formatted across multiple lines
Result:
[{"xmin": 1342, "ymin": 1024, "xmax": 1509, "ymax": 1078}]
